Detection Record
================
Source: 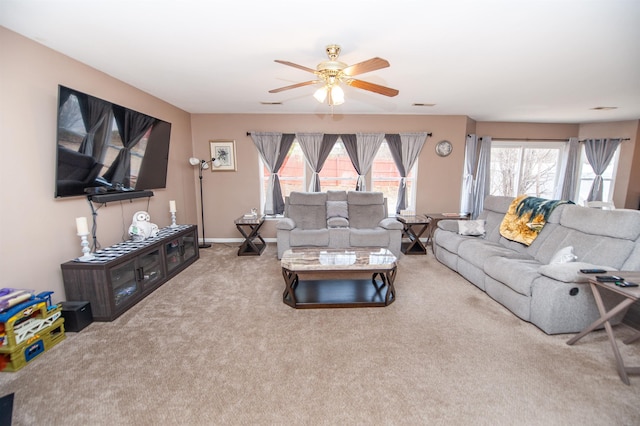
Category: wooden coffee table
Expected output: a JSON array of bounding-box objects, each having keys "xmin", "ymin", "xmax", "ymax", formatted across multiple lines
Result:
[{"xmin": 280, "ymin": 247, "xmax": 397, "ymax": 309}]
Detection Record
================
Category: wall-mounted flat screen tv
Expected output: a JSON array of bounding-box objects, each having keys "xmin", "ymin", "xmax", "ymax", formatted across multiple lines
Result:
[{"xmin": 55, "ymin": 85, "xmax": 171, "ymax": 198}]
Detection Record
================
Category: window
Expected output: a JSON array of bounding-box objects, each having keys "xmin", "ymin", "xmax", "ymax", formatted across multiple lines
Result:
[
  {"xmin": 371, "ymin": 141, "xmax": 417, "ymax": 214},
  {"xmin": 258, "ymin": 137, "xmax": 418, "ymax": 216},
  {"xmin": 490, "ymin": 141, "xmax": 563, "ymax": 198},
  {"xmin": 259, "ymin": 141, "xmax": 305, "ymax": 213},
  {"xmin": 318, "ymin": 139, "xmax": 358, "ymax": 191},
  {"xmin": 575, "ymin": 145, "xmax": 620, "ymax": 205}
]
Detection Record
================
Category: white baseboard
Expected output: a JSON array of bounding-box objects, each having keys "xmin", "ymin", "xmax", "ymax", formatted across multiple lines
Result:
[{"xmin": 202, "ymin": 237, "xmax": 278, "ymax": 244}]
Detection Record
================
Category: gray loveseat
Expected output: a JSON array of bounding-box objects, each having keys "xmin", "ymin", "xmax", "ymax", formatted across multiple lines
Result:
[
  {"xmin": 276, "ymin": 191, "xmax": 403, "ymax": 259},
  {"xmin": 433, "ymin": 195, "xmax": 640, "ymax": 334}
]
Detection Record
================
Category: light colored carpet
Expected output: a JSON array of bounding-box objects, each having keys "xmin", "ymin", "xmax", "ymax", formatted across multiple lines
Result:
[{"xmin": 1, "ymin": 244, "xmax": 639, "ymax": 425}]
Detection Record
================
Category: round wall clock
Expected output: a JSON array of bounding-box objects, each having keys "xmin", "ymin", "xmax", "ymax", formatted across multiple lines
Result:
[{"xmin": 435, "ymin": 140, "xmax": 453, "ymax": 157}]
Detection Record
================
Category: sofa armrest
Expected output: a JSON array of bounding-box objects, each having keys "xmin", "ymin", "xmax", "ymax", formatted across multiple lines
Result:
[
  {"xmin": 378, "ymin": 217, "xmax": 403, "ymax": 231},
  {"xmin": 437, "ymin": 220, "xmax": 459, "ymax": 233},
  {"xmin": 276, "ymin": 218, "xmax": 296, "ymax": 231}
]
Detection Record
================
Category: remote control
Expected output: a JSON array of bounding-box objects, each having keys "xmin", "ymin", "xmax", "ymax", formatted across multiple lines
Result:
[
  {"xmin": 579, "ymin": 268, "xmax": 607, "ymax": 274},
  {"xmin": 616, "ymin": 281, "xmax": 639, "ymax": 288},
  {"xmin": 596, "ymin": 275, "xmax": 624, "ymax": 282}
]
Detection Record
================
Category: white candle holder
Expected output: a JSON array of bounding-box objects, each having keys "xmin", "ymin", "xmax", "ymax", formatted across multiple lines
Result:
[
  {"xmin": 170, "ymin": 211, "xmax": 178, "ymax": 228},
  {"xmin": 77, "ymin": 233, "xmax": 95, "ymax": 261}
]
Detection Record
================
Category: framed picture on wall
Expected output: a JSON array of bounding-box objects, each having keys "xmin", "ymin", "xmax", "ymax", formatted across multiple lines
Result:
[{"xmin": 209, "ymin": 140, "xmax": 237, "ymax": 171}]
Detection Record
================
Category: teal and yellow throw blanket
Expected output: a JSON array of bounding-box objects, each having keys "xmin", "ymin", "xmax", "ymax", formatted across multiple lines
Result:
[{"xmin": 499, "ymin": 195, "xmax": 573, "ymax": 246}]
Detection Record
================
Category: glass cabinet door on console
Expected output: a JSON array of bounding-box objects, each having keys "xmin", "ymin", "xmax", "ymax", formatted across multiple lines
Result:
[
  {"xmin": 109, "ymin": 258, "xmax": 140, "ymax": 308},
  {"xmin": 109, "ymin": 246, "xmax": 165, "ymax": 310},
  {"xmin": 165, "ymin": 234, "xmax": 196, "ymax": 274},
  {"xmin": 138, "ymin": 247, "xmax": 164, "ymax": 292}
]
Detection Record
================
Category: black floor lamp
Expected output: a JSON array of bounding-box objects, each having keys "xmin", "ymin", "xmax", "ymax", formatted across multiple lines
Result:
[{"xmin": 189, "ymin": 156, "xmax": 220, "ymax": 248}]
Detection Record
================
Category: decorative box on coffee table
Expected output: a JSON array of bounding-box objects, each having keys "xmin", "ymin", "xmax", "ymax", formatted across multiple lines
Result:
[{"xmin": 61, "ymin": 225, "xmax": 199, "ymax": 321}]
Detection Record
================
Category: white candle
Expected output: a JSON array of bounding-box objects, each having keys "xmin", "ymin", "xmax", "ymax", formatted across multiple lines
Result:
[
  {"xmin": 169, "ymin": 200, "xmax": 176, "ymax": 213},
  {"xmin": 76, "ymin": 217, "xmax": 89, "ymax": 235}
]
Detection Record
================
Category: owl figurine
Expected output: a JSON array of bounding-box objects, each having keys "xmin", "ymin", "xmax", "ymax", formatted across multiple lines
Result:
[{"xmin": 128, "ymin": 211, "xmax": 159, "ymax": 242}]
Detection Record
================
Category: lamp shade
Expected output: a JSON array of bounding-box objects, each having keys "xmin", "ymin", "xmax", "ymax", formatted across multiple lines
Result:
[
  {"xmin": 329, "ymin": 85, "xmax": 345, "ymax": 105},
  {"xmin": 313, "ymin": 86, "xmax": 328, "ymax": 103},
  {"xmin": 189, "ymin": 157, "xmax": 200, "ymax": 166}
]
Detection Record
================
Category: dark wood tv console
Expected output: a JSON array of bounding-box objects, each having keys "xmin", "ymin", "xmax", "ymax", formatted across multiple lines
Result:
[{"xmin": 61, "ymin": 225, "xmax": 199, "ymax": 321}]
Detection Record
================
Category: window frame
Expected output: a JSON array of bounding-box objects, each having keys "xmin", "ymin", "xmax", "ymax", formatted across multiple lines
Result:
[
  {"xmin": 258, "ymin": 140, "xmax": 306, "ymax": 215},
  {"xmin": 317, "ymin": 138, "xmax": 359, "ymax": 191},
  {"xmin": 371, "ymin": 141, "xmax": 418, "ymax": 215},
  {"xmin": 489, "ymin": 140, "xmax": 565, "ymax": 199},
  {"xmin": 574, "ymin": 144, "xmax": 620, "ymax": 205}
]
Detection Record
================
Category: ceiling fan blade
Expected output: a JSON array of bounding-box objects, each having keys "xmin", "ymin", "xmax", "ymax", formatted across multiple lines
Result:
[
  {"xmin": 269, "ymin": 80, "xmax": 319, "ymax": 93},
  {"xmin": 342, "ymin": 57, "xmax": 390, "ymax": 76},
  {"xmin": 274, "ymin": 60, "xmax": 317, "ymax": 74},
  {"xmin": 345, "ymin": 79, "xmax": 399, "ymax": 97}
]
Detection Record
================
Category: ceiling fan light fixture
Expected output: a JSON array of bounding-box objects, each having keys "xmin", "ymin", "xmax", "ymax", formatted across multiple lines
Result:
[
  {"xmin": 271, "ymin": 44, "xmax": 397, "ymax": 107},
  {"xmin": 329, "ymin": 85, "xmax": 345, "ymax": 106},
  {"xmin": 314, "ymin": 86, "xmax": 328, "ymax": 103}
]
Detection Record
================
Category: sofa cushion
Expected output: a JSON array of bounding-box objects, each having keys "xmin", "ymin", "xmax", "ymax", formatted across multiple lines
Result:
[
  {"xmin": 479, "ymin": 196, "xmax": 513, "ymax": 242},
  {"xmin": 539, "ymin": 262, "xmax": 616, "ymax": 283},
  {"xmin": 287, "ymin": 192, "xmax": 327, "ymax": 230},
  {"xmin": 549, "ymin": 246, "xmax": 577, "ymax": 264},
  {"xmin": 482, "ymin": 195, "xmax": 515, "ymax": 214},
  {"xmin": 326, "ymin": 201, "xmax": 349, "ymax": 219},
  {"xmin": 481, "ymin": 210, "xmax": 507, "ymax": 243},
  {"xmin": 347, "ymin": 192, "xmax": 386, "ymax": 229},
  {"xmin": 289, "ymin": 228, "xmax": 329, "ymax": 247},
  {"xmin": 458, "ymin": 219, "xmax": 485, "ymax": 236},
  {"xmin": 458, "ymin": 238, "xmax": 531, "ymax": 269},
  {"xmin": 622, "ymin": 243, "xmax": 640, "ymax": 270},
  {"xmin": 350, "ymin": 228, "xmax": 389, "ymax": 247},
  {"xmin": 327, "ymin": 217, "xmax": 349, "ymax": 228},
  {"xmin": 379, "ymin": 217, "xmax": 403, "ymax": 230},
  {"xmin": 276, "ymin": 217, "xmax": 295, "ymax": 231},
  {"xmin": 536, "ymin": 229, "xmax": 636, "ymax": 269},
  {"xmin": 328, "ymin": 227, "xmax": 350, "ymax": 248},
  {"xmin": 326, "ymin": 190, "xmax": 348, "ymax": 201},
  {"xmin": 434, "ymin": 228, "xmax": 472, "ymax": 254},
  {"xmin": 484, "ymin": 257, "xmax": 542, "ymax": 296},
  {"xmin": 288, "ymin": 191, "xmax": 327, "ymax": 206},
  {"xmin": 560, "ymin": 205, "xmax": 640, "ymax": 241}
]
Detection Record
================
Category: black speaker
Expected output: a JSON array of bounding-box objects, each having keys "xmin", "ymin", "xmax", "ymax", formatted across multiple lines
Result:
[{"xmin": 60, "ymin": 301, "xmax": 93, "ymax": 332}]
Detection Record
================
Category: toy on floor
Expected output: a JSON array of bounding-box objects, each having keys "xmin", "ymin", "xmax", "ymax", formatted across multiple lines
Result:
[
  {"xmin": 0, "ymin": 288, "xmax": 34, "ymax": 312},
  {"xmin": 0, "ymin": 290, "xmax": 65, "ymax": 372}
]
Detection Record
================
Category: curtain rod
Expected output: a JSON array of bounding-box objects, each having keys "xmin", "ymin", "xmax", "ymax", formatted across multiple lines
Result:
[
  {"xmin": 478, "ymin": 137, "xmax": 570, "ymax": 142},
  {"xmin": 470, "ymin": 135, "xmax": 631, "ymax": 142},
  {"xmin": 578, "ymin": 137, "xmax": 630, "ymax": 142},
  {"xmin": 247, "ymin": 132, "xmax": 433, "ymax": 137}
]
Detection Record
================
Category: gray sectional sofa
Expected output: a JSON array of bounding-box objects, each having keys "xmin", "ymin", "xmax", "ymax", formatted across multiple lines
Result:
[
  {"xmin": 276, "ymin": 191, "xmax": 403, "ymax": 259},
  {"xmin": 433, "ymin": 195, "xmax": 640, "ymax": 334}
]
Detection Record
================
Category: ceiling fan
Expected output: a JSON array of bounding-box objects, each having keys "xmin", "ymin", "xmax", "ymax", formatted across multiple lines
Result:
[{"xmin": 269, "ymin": 44, "xmax": 399, "ymax": 106}]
